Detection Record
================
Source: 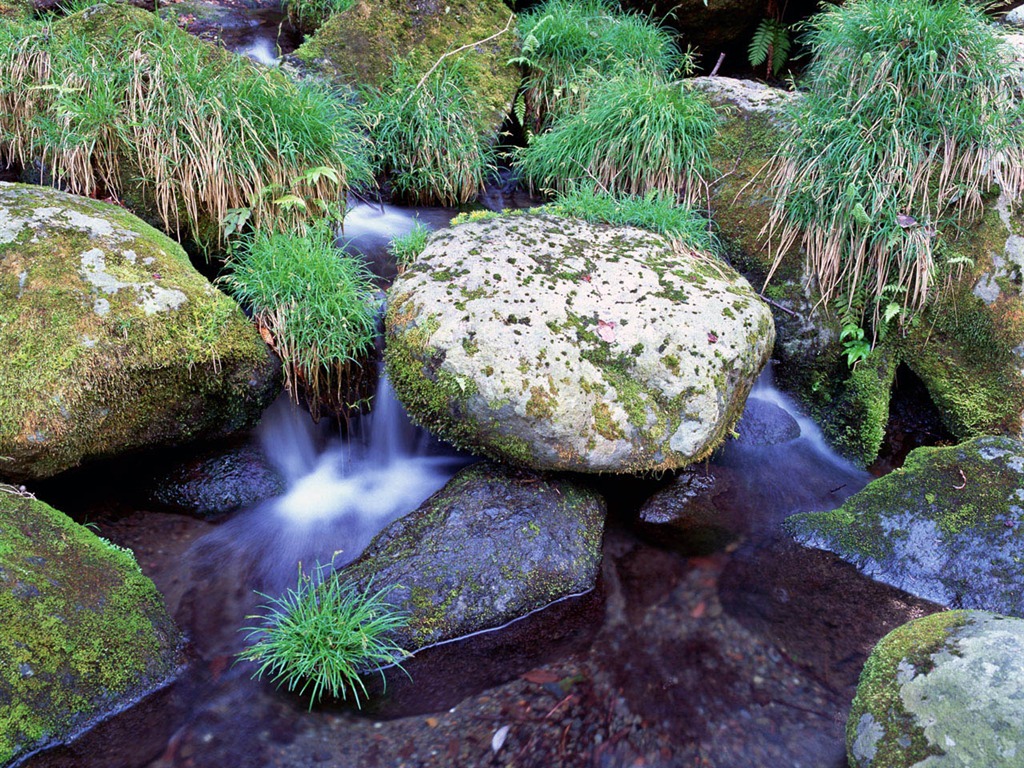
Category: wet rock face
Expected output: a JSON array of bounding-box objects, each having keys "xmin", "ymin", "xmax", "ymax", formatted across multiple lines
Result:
[
  {"xmin": 0, "ymin": 182, "xmax": 280, "ymax": 482},
  {"xmin": 341, "ymin": 462, "xmax": 605, "ymax": 650},
  {"xmin": 636, "ymin": 469, "xmax": 738, "ymax": 555},
  {"xmin": 0, "ymin": 490, "xmax": 182, "ymax": 766},
  {"xmin": 151, "ymin": 443, "xmax": 286, "ymax": 519},
  {"xmin": 848, "ymin": 610, "xmax": 1024, "ymax": 768},
  {"xmin": 786, "ymin": 436, "xmax": 1024, "ymax": 615},
  {"xmin": 733, "ymin": 397, "xmax": 800, "ymax": 447},
  {"xmin": 385, "ymin": 214, "xmax": 775, "ymax": 473}
]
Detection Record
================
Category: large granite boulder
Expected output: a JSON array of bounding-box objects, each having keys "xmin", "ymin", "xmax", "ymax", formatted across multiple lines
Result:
[
  {"xmin": 848, "ymin": 610, "xmax": 1024, "ymax": 767},
  {"xmin": 294, "ymin": 0, "xmax": 518, "ymax": 133},
  {"xmin": 385, "ymin": 214, "xmax": 775, "ymax": 473},
  {"xmin": 0, "ymin": 489, "xmax": 182, "ymax": 765},
  {"xmin": 0, "ymin": 183, "xmax": 280, "ymax": 481},
  {"xmin": 341, "ymin": 462, "xmax": 605, "ymax": 650},
  {"xmin": 786, "ymin": 436, "xmax": 1024, "ymax": 615}
]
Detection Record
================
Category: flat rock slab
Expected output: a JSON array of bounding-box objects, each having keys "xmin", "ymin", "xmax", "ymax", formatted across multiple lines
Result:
[
  {"xmin": 385, "ymin": 214, "xmax": 775, "ymax": 473},
  {"xmin": 848, "ymin": 610, "xmax": 1024, "ymax": 767}
]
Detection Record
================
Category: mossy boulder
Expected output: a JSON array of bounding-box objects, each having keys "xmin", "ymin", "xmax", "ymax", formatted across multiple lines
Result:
[
  {"xmin": 0, "ymin": 489, "xmax": 182, "ymax": 765},
  {"xmin": 847, "ymin": 610, "xmax": 1024, "ymax": 767},
  {"xmin": 340, "ymin": 462, "xmax": 605, "ymax": 650},
  {"xmin": 385, "ymin": 214, "xmax": 775, "ymax": 473},
  {"xmin": 294, "ymin": 0, "xmax": 518, "ymax": 133},
  {"xmin": 786, "ymin": 436, "xmax": 1024, "ymax": 615},
  {"xmin": 0, "ymin": 182, "xmax": 280, "ymax": 482}
]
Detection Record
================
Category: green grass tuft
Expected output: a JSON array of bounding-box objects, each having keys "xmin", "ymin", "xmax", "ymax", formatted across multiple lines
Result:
[
  {"xmin": 514, "ymin": 70, "xmax": 720, "ymax": 206},
  {"xmin": 238, "ymin": 568, "xmax": 410, "ymax": 709},
  {"xmin": 364, "ymin": 59, "xmax": 494, "ymax": 206},
  {"xmin": 284, "ymin": 0, "xmax": 353, "ymax": 34},
  {"xmin": 388, "ymin": 222, "xmax": 431, "ymax": 272},
  {"xmin": 764, "ymin": 0, "xmax": 1024, "ymax": 334},
  {"xmin": 219, "ymin": 222, "xmax": 377, "ymax": 417},
  {"xmin": 512, "ymin": 0, "xmax": 681, "ymax": 129}
]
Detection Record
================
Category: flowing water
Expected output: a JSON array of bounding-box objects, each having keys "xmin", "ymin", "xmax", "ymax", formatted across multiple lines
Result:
[{"xmin": 20, "ymin": 204, "xmax": 944, "ymax": 768}]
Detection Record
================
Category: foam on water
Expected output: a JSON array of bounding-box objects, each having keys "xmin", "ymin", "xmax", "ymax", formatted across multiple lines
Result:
[{"xmin": 239, "ymin": 38, "xmax": 279, "ymax": 67}]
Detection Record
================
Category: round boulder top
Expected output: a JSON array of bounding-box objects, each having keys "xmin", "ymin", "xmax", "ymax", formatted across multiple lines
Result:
[
  {"xmin": 385, "ymin": 214, "xmax": 775, "ymax": 473},
  {"xmin": 848, "ymin": 610, "xmax": 1024, "ymax": 768}
]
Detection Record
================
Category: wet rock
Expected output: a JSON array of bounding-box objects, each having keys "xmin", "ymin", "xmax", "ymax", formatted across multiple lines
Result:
[
  {"xmin": 341, "ymin": 462, "xmax": 605, "ymax": 650},
  {"xmin": 848, "ymin": 610, "xmax": 1024, "ymax": 768},
  {"xmin": 0, "ymin": 488, "xmax": 182, "ymax": 766},
  {"xmin": 151, "ymin": 443, "xmax": 286, "ymax": 519},
  {"xmin": 385, "ymin": 214, "xmax": 775, "ymax": 473},
  {"xmin": 786, "ymin": 436, "xmax": 1024, "ymax": 615},
  {"xmin": 0, "ymin": 182, "xmax": 280, "ymax": 482},
  {"xmin": 293, "ymin": 0, "xmax": 518, "ymax": 132},
  {"xmin": 734, "ymin": 397, "xmax": 800, "ymax": 447},
  {"xmin": 636, "ymin": 468, "xmax": 739, "ymax": 555}
]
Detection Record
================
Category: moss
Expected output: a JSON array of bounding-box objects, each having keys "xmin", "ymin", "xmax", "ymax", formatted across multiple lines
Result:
[
  {"xmin": 592, "ymin": 401, "xmax": 624, "ymax": 440},
  {"xmin": 0, "ymin": 184, "xmax": 277, "ymax": 481},
  {"xmin": 821, "ymin": 346, "xmax": 899, "ymax": 466},
  {"xmin": 0, "ymin": 490, "xmax": 181, "ymax": 764},
  {"xmin": 847, "ymin": 611, "xmax": 965, "ymax": 767},
  {"xmin": 296, "ymin": 0, "xmax": 518, "ymax": 133}
]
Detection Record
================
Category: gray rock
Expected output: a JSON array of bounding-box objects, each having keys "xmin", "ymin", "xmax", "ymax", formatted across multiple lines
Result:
[
  {"xmin": 637, "ymin": 468, "xmax": 738, "ymax": 555},
  {"xmin": 786, "ymin": 436, "xmax": 1024, "ymax": 615},
  {"xmin": 341, "ymin": 462, "xmax": 605, "ymax": 650},
  {"xmin": 848, "ymin": 610, "xmax": 1024, "ymax": 767},
  {"xmin": 385, "ymin": 214, "xmax": 775, "ymax": 473},
  {"xmin": 734, "ymin": 397, "xmax": 801, "ymax": 447},
  {"xmin": 0, "ymin": 182, "xmax": 280, "ymax": 481}
]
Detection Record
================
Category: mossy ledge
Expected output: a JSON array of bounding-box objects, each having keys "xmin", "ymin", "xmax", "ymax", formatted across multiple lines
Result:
[{"xmin": 0, "ymin": 489, "xmax": 182, "ymax": 765}]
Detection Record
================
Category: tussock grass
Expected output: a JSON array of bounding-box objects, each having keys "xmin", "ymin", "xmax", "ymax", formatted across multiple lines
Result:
[
  {"xmin": 514, "ymin": 71, "xmax": 720, "ymax": 206},
  {"xmin": 512, "ymin": 0, "xmax": 681, "ymax": 129},
  {"xmin": 0, "ymin": 5, "xmax": 370, "ymax": 250},
  {"xmin": 363, "ymin": 60, "xmax": 494, "ymax": 206},
  {"xmin": 219, "ymin": 223, "xmax": 377, "ymax": 419},
  {"xmin": 284, "ymin": 0, "xmax": 353, "ymax": 34},
  {"xmin": 764, "ymin": 0, "xmax": 1024, "ymax": 332},
  {"xmin": 239, "ymin": 568, "xmax": 409, "ymax": 709},
  {"xmin": 387, "ymin": 222, "xmax": 431, "ymax": 273}
]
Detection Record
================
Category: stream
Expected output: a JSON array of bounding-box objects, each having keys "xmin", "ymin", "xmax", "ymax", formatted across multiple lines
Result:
[{"xmin": 19, "ymin": 200, "xmax": 945, "ymax": 768}]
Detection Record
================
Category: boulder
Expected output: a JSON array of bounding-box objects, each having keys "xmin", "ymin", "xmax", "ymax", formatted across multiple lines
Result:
[
  {"xmin": 636, "ymin": 468, "xmax": 739, "ymax": 555},
  {"xmin": 848, "ymin": 610, "xmax": 1024, "ymax": 767},
  {"xmin": 786, "ymin": 436, "xmax": 1024, "ymax": 615},
  {"xmin": 0, "ymin": 182, "xmax": 280, "ymax": 481},
  {"xmin": 385, "ymin": 214, "xmax": 775, "ymax": 473},
  {"xmin": 341, "ymin": 462, "xmax": 605, "ymax": 650},
  {"xmin": 0, "ymin": 488, "xmax": 182, "ymax": 765},
  {"xmin": 733, "ymin": 396, "xmax": 800, "ymax": 447},
  {"xmin": 293, "ymin": 0, "xmax": 518, "ymax": 133},
  {"xmin": 150, "ymin": 442, "xmax": 286, "ymax": 519}
]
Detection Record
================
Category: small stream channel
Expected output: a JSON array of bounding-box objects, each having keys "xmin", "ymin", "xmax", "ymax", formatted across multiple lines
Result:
[{"xmin": 21, "ymin": 199, "xmax": 945, "ymax": 768}]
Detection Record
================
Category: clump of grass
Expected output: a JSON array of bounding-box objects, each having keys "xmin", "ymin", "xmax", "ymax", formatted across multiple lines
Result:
[
  {"xmin": 219, "ymin": 222, "xmax": 377, "ymax": 418},
  {"xmin": 764, "ymin": 0, "xmax": 1024, "ymax": 333},
  {"xmin": 387, "ymin": 222, "xmax": 431, "ymax": 273},
  {"xmin": 364, "ymin": 60, "xmax": 493, "ymax": 206},
  {"xmin": 0, "ymin": 5, "xmax": 371, "ymax": 251},
  {"xmin": 283, "ymin": 0, "xmax": 353, "ymax": 33},
  {"xmin": 540, "ymin": 185, "xmax": 719, "ymax": 254},
  {"xmin": 514, "ymin": 70, "xmax": 720, "ymax": 206},
  {"xmin": 512, "ymin": 0, "xmax": 681, "ymax": 129},
  {"xmin": 238, "ymin": 568, "xmax": 410, "ymax": 709}
]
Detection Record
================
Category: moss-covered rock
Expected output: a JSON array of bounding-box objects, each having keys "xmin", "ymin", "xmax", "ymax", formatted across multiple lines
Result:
[
  {"xmin": 0, "ymin": 488, "xmax": 182, "ymax": 765},
  {"xmin": 295, "ymin": 0, "xmax": 518, "ymax": 134},
  {"xmin": 0, "ymin": 0, "xmax": 30, "ymax": 20},
  {"xmin": 786, "ymin": 436, "xmax": 1024, "ymax": 615},
  {"xmin": 0, "ymin": 182, "xmax": 280, "ymax": 481},
  {"xmin": 385, "ymin": 214, "xmax": 775, "ymax": 473},
  {"xmin": 340, "ymin": 462, "xmax": 604, "ymax": 650},
  {"xmin": 847, "ymin": 610, "xmax": 1024, "ymax": 767}
]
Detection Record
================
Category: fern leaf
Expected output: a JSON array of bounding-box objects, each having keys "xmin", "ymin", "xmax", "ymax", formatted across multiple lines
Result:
[{"xmin": 748, "ymin": 19, "xmax": 772, "ymax": 68}]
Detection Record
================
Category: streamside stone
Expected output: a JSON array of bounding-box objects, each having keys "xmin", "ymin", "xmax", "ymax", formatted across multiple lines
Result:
[
  {"xmin": 0, "ymin": 182, "xmax": 280, "ymax": 482},
  {"xmin": 848, "ymin": 610, "xmax": 1024, "ymax": 768},
  {"xmin": 0, "ymin": 489, "xmax": 182, "ymax": 765},
  {"xmin": 786, "ymin": 436, "xmax": 1024, "ymax": 615},
  {"xmin": 341, "ymin": 462, "xmax": 605, "ymax": 650},
  {"xmin": 385, "ymin": 214, "xmax": 775, "ymax": 473}
]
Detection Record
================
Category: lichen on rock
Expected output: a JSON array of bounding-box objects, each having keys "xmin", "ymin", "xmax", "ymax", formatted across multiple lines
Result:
[
  {"xmin": 385, "ymin": 214, "xmax": 775, "ymax": 473},
  {"xmin": 0, "ymin": 182, "xmax": 280, "ymax": 481}
]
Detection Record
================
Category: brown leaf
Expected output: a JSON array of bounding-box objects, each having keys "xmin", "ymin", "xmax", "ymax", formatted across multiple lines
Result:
[{"xmin": 522, "ymin": 669, "xmax": 560, "ymax": 684}]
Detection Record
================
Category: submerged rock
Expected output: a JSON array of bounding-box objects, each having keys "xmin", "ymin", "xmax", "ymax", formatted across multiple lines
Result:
[
  {"xmin": 786, "ymin": 436, "xmax": 1024, "ymax": 615},
  {"xmin": 0, "ymin": 488, "xmax": 182, "ymax": 765},
  {"xmin": 341, "ymin": 462, "xmax": 605, "ymax": 650},
  {"xmin": 0, "ymin": 183, "xmax": 280, "ymax": 481},
  {"xmin": 636, "ymin": 468, "xmax": 739, "ymax": 555},
  {"xmin": 848, "ymin": 610, "xmax": 1024, "ymax": 768},
  {"xmin": 385, "ymin": 214, "xmax": 775, "ymax": 473}
]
